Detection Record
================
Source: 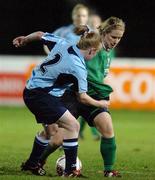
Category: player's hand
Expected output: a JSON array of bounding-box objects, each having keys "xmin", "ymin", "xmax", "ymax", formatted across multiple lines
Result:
[
  {"xmin": 13, "ymin": 36, "xmax": 27, "ymax": 48},
  {"xmin": 98, "ymin": 100, "xmax": 110, "ymax": 108}
]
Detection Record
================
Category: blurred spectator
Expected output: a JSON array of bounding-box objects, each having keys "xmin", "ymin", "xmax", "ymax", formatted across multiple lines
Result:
[
  {"xmin": 88, "ymin": 13, "xmax": 102, "ymax": 32},
  {"xmin": 43, "ymin": 4, "xmax": 89, "ymax": 54}
]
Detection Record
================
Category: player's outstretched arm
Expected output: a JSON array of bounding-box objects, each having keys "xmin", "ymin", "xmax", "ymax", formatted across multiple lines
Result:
[{"xmin": 13, "ymin": 31, "xmax": 44, "ymax": 48}]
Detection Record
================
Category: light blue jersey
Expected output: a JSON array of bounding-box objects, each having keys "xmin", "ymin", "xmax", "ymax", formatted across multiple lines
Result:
[
  {"xmin": 26, "ymin": 33, "xmax": 87, "ymax": 97},
  {"xmin": 53, "ymin": 24, "xmax": 80, "ymax": 44}
]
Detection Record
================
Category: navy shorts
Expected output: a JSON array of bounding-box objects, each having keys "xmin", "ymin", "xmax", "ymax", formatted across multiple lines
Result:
[
  {"xmin": 78, "ymin": 103, "xmax": 109, "ymax": 127},
  {"xmin": 23, "ymin": 88, "xmax": 67, "ymax": 124},
  {"xmin": 62, "ymin": 91, "xmax": 110, "ymax": 127}
]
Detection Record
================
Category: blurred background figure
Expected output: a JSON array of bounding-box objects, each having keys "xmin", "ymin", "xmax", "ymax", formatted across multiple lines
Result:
[
  {"xmin": 44, "ymin": 3, "xmax": 89, "ymax": 54},
  {"xmin": 53, "ymin": 3, "xmax": 89, "ymax": 43},
  {"xmin": 88, "ymin": 12, "xmax": 102, "ymax": 32}
]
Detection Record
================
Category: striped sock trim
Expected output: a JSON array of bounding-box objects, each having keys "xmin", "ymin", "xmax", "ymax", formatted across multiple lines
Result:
[
  {"xmin": 63, "ymin": 139, "xmax": 78, "ymax": 149},
  {"xmin": 63, "ymin": 138, "xmax": 78, "ymax": 142},
  {"xmin": 63, "ymin": 142, "xmax": 78, "ymax": 147},
  {"xmin": 35, "ymin": 133, "xmax": 49, "ymax": 146}
]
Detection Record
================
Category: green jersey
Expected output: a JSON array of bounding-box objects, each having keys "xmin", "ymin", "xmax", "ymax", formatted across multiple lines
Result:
[{"xmin": 86, "ymin": 49, "xmax": 114, "ymax": 98}]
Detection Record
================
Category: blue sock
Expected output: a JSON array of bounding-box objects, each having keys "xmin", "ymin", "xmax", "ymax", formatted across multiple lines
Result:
[
  {"xmin": 28, "ymin": 134, "xmax": 49, "ymax": 165},
  {"xmin": 63, "ymin": 138, "xmax": 78, "ymax": 174}
]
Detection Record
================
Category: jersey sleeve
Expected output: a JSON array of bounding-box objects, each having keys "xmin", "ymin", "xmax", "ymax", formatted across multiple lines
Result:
[
  {"xmin": 42, "ymin": 32, "xmax": 55, "ymax": 41},
  {"xmin": 41, "ymin": 33, "xmax": 59, "ymax": 51}
]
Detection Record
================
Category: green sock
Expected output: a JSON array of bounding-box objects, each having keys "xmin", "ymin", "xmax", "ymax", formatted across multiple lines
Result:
[
  {"xmin": 39, "ymin": 143, "xmax": 59, "ymax": 163},
  {"xmin": 79, "ymin": 116, "xmax": 86, "ymax": 137},
  {"xmin": 100, "ymin": 137, "xmax": 116, "ymax": 171},
  {"xmin": 90, "ymin": 127, "xmax": 100, "ymax": 137}
]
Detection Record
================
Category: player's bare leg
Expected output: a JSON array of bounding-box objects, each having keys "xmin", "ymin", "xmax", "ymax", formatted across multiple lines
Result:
[
  {"xmin": 94, "ymin": 112, "xmax": 121, "ymax": 177},
  {"xmin": 21, "ymin": 124, "xmax": 59, "ymax": 175}
]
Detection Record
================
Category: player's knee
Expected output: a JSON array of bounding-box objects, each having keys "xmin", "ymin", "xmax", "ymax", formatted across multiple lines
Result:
[
  {"xmin": 96, "ymin": 122, "xmax": 114, "ymax": 138},
  {"xmin": 101, "ymin": 129, "xmax": 114, "ymax": 138},
  {"xmin": 68, "ymin": 119, "xmax": 80, "ymax": 133},
  {"xmin": 94, "ymin": 114, "xmax": 114, "ymax": 138},
  {"xmin": 106, "ymin": 127, "xmax": 114, "ymax": 136}
]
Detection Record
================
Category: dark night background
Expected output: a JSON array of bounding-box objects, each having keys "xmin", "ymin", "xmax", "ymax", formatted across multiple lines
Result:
[{"xmin": 0, "ymin": 0, "xmax": 155, "ymax": 57}]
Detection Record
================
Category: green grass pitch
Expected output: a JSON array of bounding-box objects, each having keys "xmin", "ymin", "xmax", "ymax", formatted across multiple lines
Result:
[{"xmin": 0, "ymin": 107, "xmax": 155, "ymax": 180}]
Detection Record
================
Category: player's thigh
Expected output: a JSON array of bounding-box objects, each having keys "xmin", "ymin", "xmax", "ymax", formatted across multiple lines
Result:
[
  {"xmin": 93, "ymin": 112, "xmax": 114, "ymax": 138},
  {"xmin": 61, "ymin": 90, "xmax": 79, "ymax": 118},
  {"xmin": 57, "ymin": 110, "xmax": 80, "ymax": 132},
  {"xmin": 23, "ymin": 88, "xmax": 67, "ymax": 124}
]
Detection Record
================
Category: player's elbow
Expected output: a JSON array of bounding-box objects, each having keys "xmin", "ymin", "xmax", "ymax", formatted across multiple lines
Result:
[{"xmin": 35, "ymin": 31, "xmax": 44, "ymax": 40}]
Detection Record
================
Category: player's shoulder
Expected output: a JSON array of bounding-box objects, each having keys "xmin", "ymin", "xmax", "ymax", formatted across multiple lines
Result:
[{"xmin": 42, "ymin": 32, "xmax": 64, "ymax": 45}]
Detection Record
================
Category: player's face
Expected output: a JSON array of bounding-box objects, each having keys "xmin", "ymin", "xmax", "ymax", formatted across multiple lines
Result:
[
  {"xmin": 72, "ymin": 8, "xmax": 88, "ymax": 26},
  {"xmin": 102, "ymin": 29, "xmax": 124, "ymax": 50},
  {"xmin": 88, "ymin": 15, "xmax": 102, "ymax": 31}
]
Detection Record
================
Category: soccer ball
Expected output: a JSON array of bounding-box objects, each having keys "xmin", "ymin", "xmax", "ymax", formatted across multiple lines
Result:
[{"xmin": 56, "ymin": 155, "xmax": 82, "ymax": 176}]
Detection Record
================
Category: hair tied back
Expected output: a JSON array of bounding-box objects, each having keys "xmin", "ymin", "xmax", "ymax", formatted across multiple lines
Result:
[{"xmin": 74, "ymin": 25, "xmax": 90, "ymax": 36}]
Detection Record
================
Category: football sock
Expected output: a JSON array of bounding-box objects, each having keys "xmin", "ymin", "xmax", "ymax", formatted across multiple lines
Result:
[
  {"xmin": 63, "ymin": 138, "xmax": 78, "ymax": 173},
  {"xmin": 100, "ymin": 136, "xmax": 116, "ymax": 171},
  {"xmin": 90, "ymin": 127, "xmax": 100, "ymax": 137},
  {"xmin": 79, "ymin": 116, "xmax": 86, "ymax": 138},
  {"xmin": 39, "ymin": 143, "xmax": 59, "ymax": 163},
  {"xmin": 28, "ymin": 133, "xmax": 49, "ymax": 165}
]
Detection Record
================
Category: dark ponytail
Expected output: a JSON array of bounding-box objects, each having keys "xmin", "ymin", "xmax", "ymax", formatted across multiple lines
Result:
[
  {"xmin": 74, "ymin": 25, "xmax": 89, "ymax": 36},
  {"xmin": 74, "ymin": 25, "xmax": 101, "ymax": 50}
]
